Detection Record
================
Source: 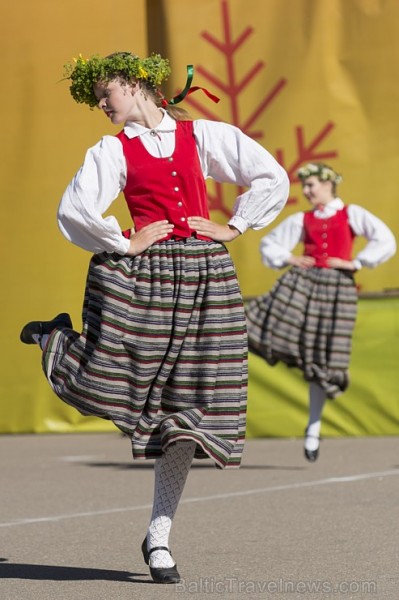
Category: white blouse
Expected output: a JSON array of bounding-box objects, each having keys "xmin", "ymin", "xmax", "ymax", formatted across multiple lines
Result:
[
  {"xmin": 260, "ymin": 198, "xmax": 396, "ymax": 270},
  {"xmin": 57, "ymin": 112, "xmax": 289, "ymax": 254}
]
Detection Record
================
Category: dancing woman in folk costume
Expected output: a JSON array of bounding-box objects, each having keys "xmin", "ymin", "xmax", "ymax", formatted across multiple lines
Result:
[
  {"xmin": 246, "ymin": 162, "xmax": 396, "ymax": 463},
  {"xmin": 20, "ymin": 52, "xmax": 289, "ymax": 583}
]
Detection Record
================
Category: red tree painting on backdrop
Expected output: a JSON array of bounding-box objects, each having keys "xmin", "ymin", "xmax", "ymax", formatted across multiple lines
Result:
[{"xmin": 182, "ymin": 0, "xmax": 338, "ymax": 213}]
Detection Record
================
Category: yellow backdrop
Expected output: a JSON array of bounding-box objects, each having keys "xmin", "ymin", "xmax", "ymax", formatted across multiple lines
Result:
[{"xmin": 1, "ymin": 0, "xmax": 399, "ymax": 434}]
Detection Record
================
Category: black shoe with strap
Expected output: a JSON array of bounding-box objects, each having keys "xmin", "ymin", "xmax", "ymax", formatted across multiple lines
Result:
[
  {"xmin": 141, "ymin": 538, "xmax": 180, "ymax": 584},
  {"xmin": 20, "ymin": 313, "xmax": 72, "ymax": 344}
]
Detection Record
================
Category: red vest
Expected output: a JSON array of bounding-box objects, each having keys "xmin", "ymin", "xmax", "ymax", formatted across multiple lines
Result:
[
  {"xmin": 116, "ymin": 121, "xmax": 211, "ymax": 241},
  {"xmin": 303, "ymin": 206, "xmax": 355, "ymax": 268}
]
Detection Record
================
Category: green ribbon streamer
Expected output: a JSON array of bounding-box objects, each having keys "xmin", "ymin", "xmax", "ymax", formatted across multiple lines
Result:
[{"xmin": 168, "ymin": 65, "xmax": 194, "ymax": 105}]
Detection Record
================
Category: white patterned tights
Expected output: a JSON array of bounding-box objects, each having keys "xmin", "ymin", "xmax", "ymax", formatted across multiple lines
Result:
[{"xmin": 146, "ymin": 440, "xmax": 196, "ymax": 569}]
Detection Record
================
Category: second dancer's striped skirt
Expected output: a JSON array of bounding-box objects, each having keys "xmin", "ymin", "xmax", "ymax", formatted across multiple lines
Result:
[{"xmin": 245, "ymin": 266, "xmax": 358, "ymax": 398}]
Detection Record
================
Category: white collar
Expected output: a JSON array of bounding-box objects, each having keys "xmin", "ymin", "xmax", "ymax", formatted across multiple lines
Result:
[
  {"xmin": 313, "ymin": 197, "xmax": 344, "ymax": 218},
  {"xmin": 123, "ymin": 110, "xmax": 177, "ymax": 139}
]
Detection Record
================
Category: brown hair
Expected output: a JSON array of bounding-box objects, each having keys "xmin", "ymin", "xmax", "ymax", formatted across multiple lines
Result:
[{"xmin": 139, "ymin": 79, "xmax": 192, "ymax": 121}]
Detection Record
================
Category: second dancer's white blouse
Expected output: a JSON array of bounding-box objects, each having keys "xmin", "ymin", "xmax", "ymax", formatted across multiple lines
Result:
[{"xmin": 259, "ymin": 198, "xmax": 396, "ymax": 270}]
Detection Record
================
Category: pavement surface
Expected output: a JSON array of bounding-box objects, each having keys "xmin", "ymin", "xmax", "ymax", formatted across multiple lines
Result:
[{"xmin": 1, "ymin": 433, "xmax": 398, "ymax": 599}]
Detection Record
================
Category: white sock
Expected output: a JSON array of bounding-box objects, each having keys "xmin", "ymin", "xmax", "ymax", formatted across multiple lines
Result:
[
  {"xmin": 146, "ymin": 441, "xmax": 196, "ymax": 569},
  {"xmin": 305, "ymin": 382, "xmax": 326, "ymax": 451}
]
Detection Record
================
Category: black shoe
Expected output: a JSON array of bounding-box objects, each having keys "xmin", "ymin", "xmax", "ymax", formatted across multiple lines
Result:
[
  {"xmin": 141, "ymin": 540, "xmax": 180, "ymax": 584},
  {"xmin": 20, "ymin": 313, "xmax": 72, "ymax": 344},
  {"xmin": 304, "ymin": 446, "xmax": 319, "ymax": 462},
  {"xmin": 304, "ymin": 430, "xmax": 320, "ymax": 462},
  {"xmin": 141, "ymin": 538, "xmax": 149, "ymax": 565}
]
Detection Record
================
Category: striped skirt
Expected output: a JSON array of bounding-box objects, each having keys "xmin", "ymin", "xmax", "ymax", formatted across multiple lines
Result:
[
  {"xmin": 245, "ymin": 267, "xmax": 358, "ymax": 398},
  {"xmin": 42, "ymin": 238, "xmax": 248, "ymax": 469}
]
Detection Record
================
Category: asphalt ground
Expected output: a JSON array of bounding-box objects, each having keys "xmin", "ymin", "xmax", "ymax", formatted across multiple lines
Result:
[{"xmin": 1, "ymin": 433, "xmax": 398, "ymax": 600}]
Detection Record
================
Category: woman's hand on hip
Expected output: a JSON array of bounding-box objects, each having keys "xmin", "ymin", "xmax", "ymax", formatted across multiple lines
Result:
[
  {"xmin": 125, "ymin": 221, "xmax": 174, "ymax": 256},
  {"xmin": 287, "ymin": 255, "xmax": 316, "ymax": 269},
  {"xmin": 187, "ymin": 217, "xmax": 241, "ymax": 242},
  {"xmin": 327, "ymin": 257, "xmax": 357, "ymax": 271}
]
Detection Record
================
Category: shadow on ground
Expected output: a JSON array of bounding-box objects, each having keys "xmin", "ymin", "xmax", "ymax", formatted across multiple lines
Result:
[{"xmin": 0, "ymin": 558, "xmax": 155, "ymax": 585}]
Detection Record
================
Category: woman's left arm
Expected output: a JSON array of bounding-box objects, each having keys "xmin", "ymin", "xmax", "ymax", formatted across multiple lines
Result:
[
  {"xmin": 192, "ymin": 120, "xmax": 289, "ymax": 235},
  {"xmin": 348, "ymin": 204, "xmax": 397, "ymax": 268}
]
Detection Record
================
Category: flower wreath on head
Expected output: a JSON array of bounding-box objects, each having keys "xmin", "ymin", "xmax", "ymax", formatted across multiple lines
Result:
[
  {"xmin": 297, "ymin": 163, "xmax": 343, "ymax": 185},
  {"xmin": 63, "ymin": 52, "xmax": 220, "ymax": 108},
  {"xmin": 63, "ymin": 52, "xmax": 171, "ymax": 107}
]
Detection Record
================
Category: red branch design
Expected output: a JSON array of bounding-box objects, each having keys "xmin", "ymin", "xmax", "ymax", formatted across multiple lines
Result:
[
  {"xmin": 179, "ymin": 0, "xmax": 339, "ymax": 216},
  {"xmin": 277, "ymin": 122, "xmax": 338, "ymax": 204},
  {"xmin": 183, "ymin": 0, "xmax": 287, "ymax": 216}
]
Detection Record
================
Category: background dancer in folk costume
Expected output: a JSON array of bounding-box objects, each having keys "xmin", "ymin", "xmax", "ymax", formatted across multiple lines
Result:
[
  {"xmin": 246, "ymin": 163, "xmax": 396, "ymax": 463},
  {"xmin": 20, "ymin": 52, "xmax": 289, "ymax": 584}
]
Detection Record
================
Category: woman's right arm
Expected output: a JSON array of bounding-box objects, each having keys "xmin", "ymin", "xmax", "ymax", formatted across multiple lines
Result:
[
  {"xmin": 260, "ymin": 212, "xmax": 305, "ymax": 269},
  {"xmin": 57, "ymin": 136, "xmax": 130, "ymax": 255}
]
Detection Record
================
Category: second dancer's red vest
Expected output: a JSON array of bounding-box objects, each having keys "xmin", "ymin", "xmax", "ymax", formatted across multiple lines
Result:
[
  {"xmin": 303, "ymin": 206, "xmax": 355, "ymax": 268},
  {"xmin": 116, "ymin": 120, "xmax": 211, "ymax": 241}
]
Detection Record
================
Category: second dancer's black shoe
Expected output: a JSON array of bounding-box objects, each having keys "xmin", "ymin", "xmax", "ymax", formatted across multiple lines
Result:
[
  {"xmin": 304, "ymin": 430, "xmax": 320, "ymax": 462},
  {"xmin": 304, "ymin": 446, "xmax": 319, "ymax": 462}
]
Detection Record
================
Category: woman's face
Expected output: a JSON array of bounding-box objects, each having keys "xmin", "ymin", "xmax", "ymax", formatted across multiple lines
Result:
[
  {"xmin": 301, "ymin": 176, "xmax": 335, "ymax": 207},
  {"xmin": 93, "ymin": 79, "xmax": 139, "ymax": 125}
]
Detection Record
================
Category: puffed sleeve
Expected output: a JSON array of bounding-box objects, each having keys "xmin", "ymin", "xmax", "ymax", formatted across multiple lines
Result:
[
  {"xmin": 193, "ymin": 120, "xmax": 289, "ymax": 233},
  {"xmin": 57, "ymin": 135, "xmax": 130, "ymax": 255},
  {"xmin": 259, "ymin": 212, "xmax": 305, "ymax": 269},
  {"xmin": 348, "ymin": 204, "xmax": 397, "ymax": 269}
]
